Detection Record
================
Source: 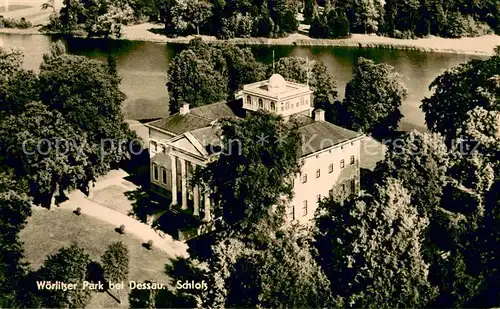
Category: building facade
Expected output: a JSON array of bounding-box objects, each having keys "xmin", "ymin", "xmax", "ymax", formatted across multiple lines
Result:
[{"xmin": 145, "ymin": 74, "xmax": 364, "ymax": 226}]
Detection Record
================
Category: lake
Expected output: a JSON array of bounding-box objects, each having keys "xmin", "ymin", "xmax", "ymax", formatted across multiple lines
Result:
[{"xmin": 0, "ymin": 33, "xmax": 487, "ymax": 131}]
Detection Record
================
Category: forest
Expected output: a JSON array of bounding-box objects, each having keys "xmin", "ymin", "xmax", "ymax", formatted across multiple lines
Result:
[{"xmin": 47, "ymin": 0, "xmax": 500, "ymax": 39}]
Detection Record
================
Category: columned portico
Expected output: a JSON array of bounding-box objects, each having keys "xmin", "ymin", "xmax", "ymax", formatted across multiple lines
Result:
[{"xmin": 163, "ymin": 152, "xmax": 211, "ymax": 222}]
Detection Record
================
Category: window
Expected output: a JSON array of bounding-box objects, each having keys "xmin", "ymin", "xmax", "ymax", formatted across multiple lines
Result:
[
  {"xmin": 152, "ymin": 164, "xmax": 159, "ymax": 181},
  {"xmin": 316, "ymin": 169, "xmax": 320, "ymax": 178},
  {"xmin": 300, "ymin": 97, "xmax": 304, "ymax": 105},
  {"xmin": 288, "ymin": 205, "xmax": 295, "ymax": 221},
  {"xmin": 329, "ymin": 189, "xmax": 333, "ymax": 197},
  {"xmin": 285, "ymin": 101, "xmax": 290, "ymax": 109},
  {"xmin": 302, "ymin": 174, "xmax": 307, "ymax": 183},
  {"xmin": 302, "ymin": 200, "xmax": 308, "ymax": 216},
  {"xmin": 270, "ymin": 101, "xmax": 276, "ymax": 111},
  {"xmin": 161, "ymin": 168, "xmax": 167, "ymax": 185},
  {"xmin": 341, "ymin": 184, "xmax": 345, "ymax": 192},
  {"xmin": 246, "ymin": 95, "xmax": 251, "ymax": 106},
  {"xmin": 291, "ymin": 178, "xmax": 295, "ymax": 187},
  {"xmin": 317, "ymin": 194, "xmax": 321, "ymax": 203},
  {"xmin": 329, "ymin": 163, "xmax": 333, "ymax": 173},
  {"xmin": 258, "ymin": 98, "xmax": 263, "ymax": 109},
  {"xmin": 306, "ymin": 99, "xmax": 309, "ymax": 106},
  {"xmin": 150, "ymin": 141, "xmax": 157, "ymax": 152},
  {"xmin": 350, "ymin": 155, "xmax": 355, "ymax": 165},
  {"xmin": 281, "ymin": 103, "xmax": 284, "ymax": 111},
  {"xmin": 340, "ymin": 159, "xmax": 345, "ymax": 169},
  {"xmin": 350, "ymin": 179, "xmax": 356, "ymax": 193}
]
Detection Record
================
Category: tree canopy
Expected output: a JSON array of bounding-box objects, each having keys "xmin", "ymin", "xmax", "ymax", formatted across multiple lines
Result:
[
  {"xmin": 342, "ymin": 57, "xmax": 407, "ymax": 137},
  {"xmin": 314, "ymin": 178, "xmax": 438, "ymax": 308},
  {"xmin": 35, "ymin": 244, "xmax": 93, "ymax": 308},
  {"xmin": 421, "ymin": 55, "xmax": 500, "ymax": 143},
  {"xmin": 167, "ymin": 39, "xmax": 266, "ymax": 113}
]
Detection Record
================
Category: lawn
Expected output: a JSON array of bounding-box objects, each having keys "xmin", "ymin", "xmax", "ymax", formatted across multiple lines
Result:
[
  {"xmin": 20, "ymin": 208, "xmax": 174, "ymax": 308},
  {"xmin": 90, "ymin": 185, "xmax": 133, "ymax": 216}
]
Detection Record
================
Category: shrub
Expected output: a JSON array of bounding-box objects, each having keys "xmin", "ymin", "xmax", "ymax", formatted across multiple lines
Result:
[
  {"xmin": 75, "ymin": 207, "xmax": 82, "ymax": 215},
  {"xmin": 119, "ymin": 224, "xmax": 125, "ymax": 234},
  {"xmin": 0, "ymin": 17, "xmax": 32, "ymax": 29},
  {"xmin": 146, "ymin": 240, "xmax": 153, "ymax": 250}
]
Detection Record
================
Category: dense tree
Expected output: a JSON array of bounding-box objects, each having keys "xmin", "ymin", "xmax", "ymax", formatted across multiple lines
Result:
[
  {"xmin": 0, "ymin": 48, "xmax": 23, "ymax": 80},
  {"xmin": 204, "ymin": 226, "xmax": 340, "ymax": 308},
  {"xmin": 39, "ymin": 53, "xmax": 136, "ymax": 183},
  {"xmin": 186, "ymin": 0, "xmax": 213, "ymax": 35},
  {"xmin": 383, "ymin": 0, "xmax": 421, "ymax": 38},
  {"xmin": 219, "ymin": 44, "xmax": 267, "ymax": 97},
  {"xmin": 343, "ymin": 57, "xmax": 406, "ymax": 136},
  {"xmin": 310, "ymin": 60, "xmax": 338, "ymax": 121},
  {"xmin": 101, "ymin": 241, "xmax": 129, "ymax": 284},
  {"xmin": 167, "ymin": 48, "xmax": 228, "ymax": 114},
  {"xmin": 272, "ymin": 56, "xmax": 308, "ymax": 83},
  {"xmin": 158, "ymin": 0, "xmax": 298, "ymax": 38},
  {"xmin": 353, "ymin": 0, "xmax": 379, "ymax": 33},
  {"xmin": 314, "ymin": 178, "xmax": 438, "ymax": 308},
  {"xmin": 303, "ymin": 0, "xmax": 315, "ymax": 23},
  {"xmin": 101, "ymin": 241, "xmax": 129, "ymax": 303},
  {"xmin": 167, "ymin": 39, "xmax": 265, "ymax": 113},
  {"xmin": 0, "ymin": 69, "xmax": 39, "ymax": 118},
  {"xmin": 372, "ymin": 131, "xmax": 449, "ymax": 216},
  {"xmin": 421, "ymin": 55, "xmax": 500, "ymax": 143},
  {"xmin": 36, "ymin": 244, "xmax": 93, "ymax": 308},
  {"xmin": 0, "ymin": 174, "xmax": 32, "ymax": 308},
  {"xmin": 456, "ymin": 106, "xmax": 500, "ymax": 164},
  {"xmin": 309, "ymin": 7, "xmax": 350, "ymax": 38},
  {"xmin": 50, "ymin": 0, "xmax": 135, "ymax": 37},
  {"xmin": 159, "ymin": 0, "xmax": 212, "ymax": 36},
  {"xmin": 0, "ymin": 103, "xmax": 94, "ymax": 208}
]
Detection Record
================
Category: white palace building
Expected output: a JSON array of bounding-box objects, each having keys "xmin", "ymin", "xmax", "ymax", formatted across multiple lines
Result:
[{"xmin": 145, "ymin": 74, "xmax": 364, "ymax": 228}]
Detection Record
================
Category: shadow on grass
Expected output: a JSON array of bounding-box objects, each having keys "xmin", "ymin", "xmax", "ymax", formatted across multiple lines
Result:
[
  {"xmin": 125, "ymin": 187, "xmax": 169, "ymax": 224},
  {"xmin": 152, "ymin": 210, "xmax": 203, "ymax": 240}
]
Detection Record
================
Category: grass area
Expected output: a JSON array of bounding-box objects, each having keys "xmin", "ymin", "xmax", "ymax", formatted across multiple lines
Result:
[
  {"xmin": 90, "ymin": 185, "xmax": 133, "ymax": 216},
  {"xmin": 20, "ymin": 208, "xmax": 173, "ymax": 308},
  {"xmin": 0, "ymin": 5, "xmax": 32, "ymax": 12}
]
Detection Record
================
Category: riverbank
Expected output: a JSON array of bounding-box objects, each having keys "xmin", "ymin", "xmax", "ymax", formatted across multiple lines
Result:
[{"xmin": 1, "ymin": 23, "xmax": 498, "ymax": 56}]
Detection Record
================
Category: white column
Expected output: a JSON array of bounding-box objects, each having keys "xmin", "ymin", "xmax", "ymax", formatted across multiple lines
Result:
[
  {"xmin": 180, "ymin": 158, "xmax": 188, "ymax": 210},
  {"xmin": 191, "ymin": 162, "xmax": 200, "ymax": 217},
  {"xmin": 193, "ymin": 186, "xmax": 200, "ymax": 217},
  {"xmin": 203, "ymin": 192, "xmax": 211, "ymax": 222},
  {"xmin": 170, "ymin": 154, "xmax": 177, "ymax": 205}
]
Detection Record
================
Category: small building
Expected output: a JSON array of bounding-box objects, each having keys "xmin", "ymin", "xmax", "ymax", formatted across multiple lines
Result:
[{"xmin": 145, "ymin": 74, "xmax": 364, "ymax": 230}]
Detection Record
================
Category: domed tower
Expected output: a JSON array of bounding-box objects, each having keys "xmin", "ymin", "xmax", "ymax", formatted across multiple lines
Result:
[{"xmin": 237, "ymin": 73, "xmax": 314, "ymax": 118}]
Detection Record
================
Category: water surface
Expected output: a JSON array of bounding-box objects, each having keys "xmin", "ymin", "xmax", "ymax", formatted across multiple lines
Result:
[{"xmin": 0, "ymin": 33, "xmax": 486, "ymax": 130}]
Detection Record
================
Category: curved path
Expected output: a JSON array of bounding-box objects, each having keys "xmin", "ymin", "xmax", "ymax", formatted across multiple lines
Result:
[{"xmin": 33, "ymin": 190, "xmax": 189, "ymax": 260}]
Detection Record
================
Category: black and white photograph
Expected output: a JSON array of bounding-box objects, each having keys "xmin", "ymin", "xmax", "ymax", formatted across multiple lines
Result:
[{"xmin": 0, "ymin": 0, "xmax": 499, "ymax": 307}]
